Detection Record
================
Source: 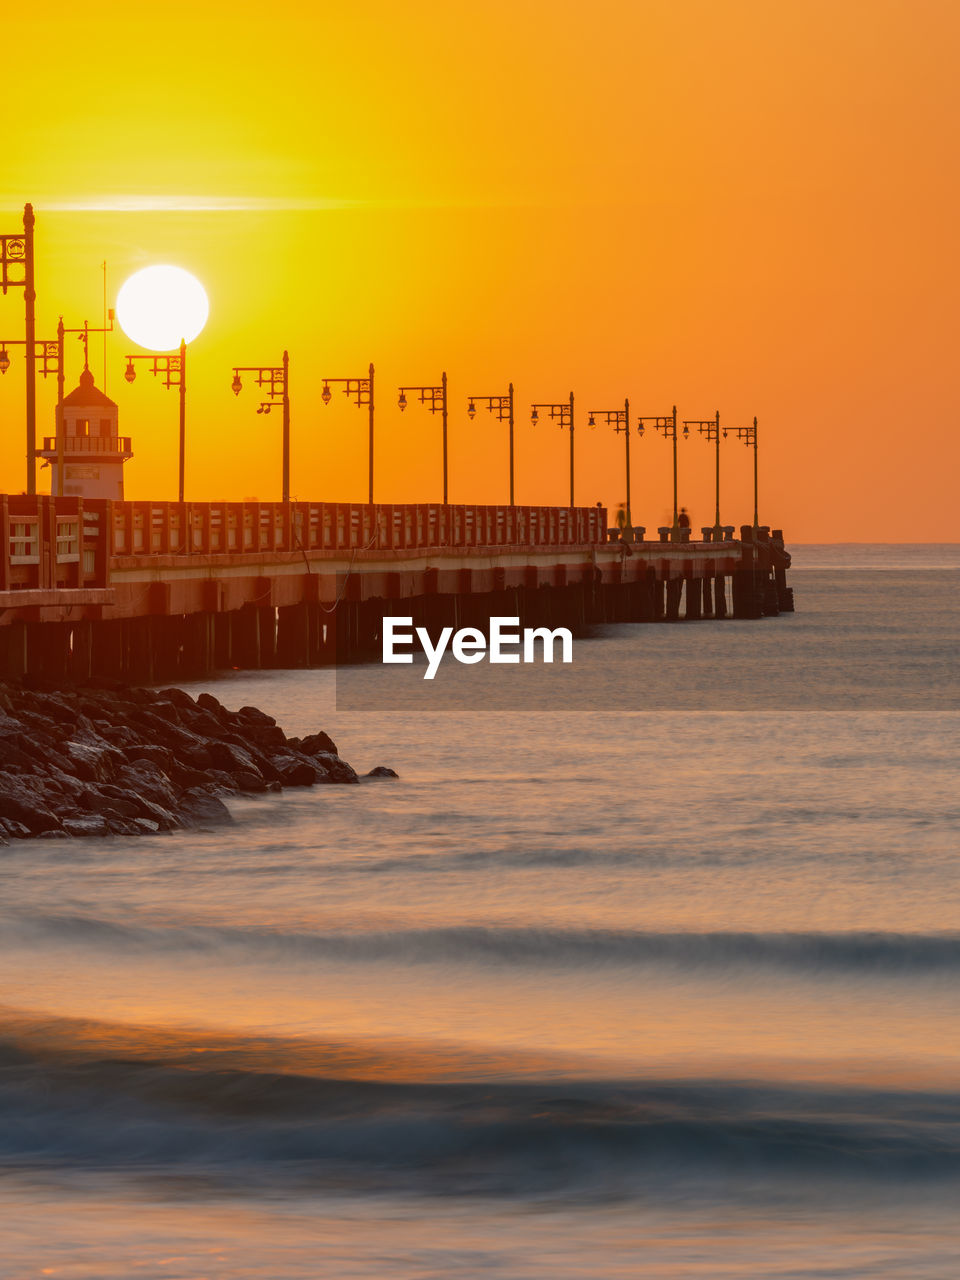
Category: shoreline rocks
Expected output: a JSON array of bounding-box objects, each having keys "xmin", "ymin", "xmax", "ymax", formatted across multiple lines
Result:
[{"xmin": 0, "ymin": 680, "xmax": 396, "ymax": 843}]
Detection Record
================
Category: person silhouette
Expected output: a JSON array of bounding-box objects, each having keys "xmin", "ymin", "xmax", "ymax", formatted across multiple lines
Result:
[{"xmin": 677, "ymin": 507, "xmax": 691, "ymax": 529}]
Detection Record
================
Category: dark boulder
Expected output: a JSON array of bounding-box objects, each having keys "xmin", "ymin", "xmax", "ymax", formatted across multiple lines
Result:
[
  {"xmin": 179, "ymin": 787, "xmax": 233, "ymax": 826},
  {"xmin": 273, "ymin": 756, "xmax": 320, "ymax": 786},
  {"xmin": 312, "ymin": 752, "xmax": 359, "ymax": 784},
  {"xmin": 233, "ymin": 770, "xmax": 269, "ymax": 793},
  {"xmin": 238, "ymin": 705, "xmax": 276, "ymax": 726},
  {"xmin": 299, "ymin": 731, "xmax": 338, "ymax": 757},
  {"xmin": 207, "ymin": 740, "xmax": 261, "ymax": 777},
  {"xmin": 0, "ymin": 780, "xmax": 63, "ymax": 835},
  {"xmin": 62, "ymin": 814, "xmax": 111, "ymax": 838},
  {"xmin": 366, "ymin": 766, "xmax": 399, "ymax": 779}
]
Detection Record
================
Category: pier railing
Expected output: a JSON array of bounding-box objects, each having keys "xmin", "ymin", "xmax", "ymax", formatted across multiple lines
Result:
[
  {"xmin": 1, "ymin": 496, "xmax": 607, "ymax": 592},
  {"xmin": 110, "ymin": 501, "xmax": 605, "ymax": 558}
]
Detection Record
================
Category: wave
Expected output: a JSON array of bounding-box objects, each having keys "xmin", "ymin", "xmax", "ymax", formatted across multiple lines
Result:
[
  {"xmin": 0, "ymin": 1028, "xmax": 957, "ymax": 1196},
  {"xmin": 5, "ymin": 912, "xmax": 960, "ymax": 977}
]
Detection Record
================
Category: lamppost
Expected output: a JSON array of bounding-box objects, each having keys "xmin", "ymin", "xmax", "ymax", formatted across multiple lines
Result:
[
  {"xmin": 398, "ymin": 372, "xmax": 448, "ymax": 502},
  {"xmin": 725, "ymin": 415, "xmax": 759, "ymax": 528},
  {"xmin": 0, "ymin": 332, "xmax": 59, "ymax": 494},
  {"xmin": 0, "ymin": 204, "xmax": 37, "ymax": 492},
  {"xmin": 467, "ymin": 384, "xmax": 515, "ymax": 504},
  {"xmin": 636, "ymin": 405, "xmax": 687, "ymax": 533},
  {"xmin": 123, "ymin": 341, "xmax": 187, "ymax": 502},
  {"xmin": 588, "ymin": 398, "xmax": 631, "ymax": 528},
  {"xmin": 685, "ymin": 410, "xmax": 722, "ymax": 532},
  {"xmin": 322, "ymin": 364, "xmax": 375, "ymax": 504},
  {"xmin": 231, "ymin": 352, "xmax": 291, "ymax": 502},
  {"xmin": 530, "ymin": 392, "xmax": 575, "ymax": 505}
]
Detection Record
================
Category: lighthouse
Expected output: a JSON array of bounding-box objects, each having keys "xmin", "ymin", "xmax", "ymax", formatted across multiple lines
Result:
[{"xmin": 38, "ymin": 367, "xmax": 133, "ymax": 499}]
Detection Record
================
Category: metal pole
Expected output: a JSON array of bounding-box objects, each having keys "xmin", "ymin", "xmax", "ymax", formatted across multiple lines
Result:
[
  {"xmin": 368, "ymin": 362, "xmax": 375, "ymax": 505},
  {"xmin": 569, "ymin": 391, "xmax": 575, "ymax": 506},
  {"xmin": 102, "ymin": 261, "xmax": 107, "ymax": 391},
  {"xmin": 714, "ymin": 409, "xmax": 721, "ymax": 529},
  {"xmin": 23, "ymin": 204, "xmax": 36, "ymax": 495},
  {"xmin": 624, "ymin": 398, "xmax": 631, "ymax": 529},
  {"xmin": 508, "ymin": 381, "xmax": 515, "ymax": 506},
  {"xmin": 441, "ymin": 370, "xmax": 448, "ymax": 504},
  {"xmin": 281, "ymin": 349, "xmax": 290, "ymax": 503},
  {"xmin": 753, "ymin": 416, "xmax": 759, "ymax": 528},
  {"xmin": 178, "ymin": 339, "xmax": 186, "ymax": 503},
  {"xmin": 671, "ymin": 404, "xmax": 678, "ymax": 530},
  {"xmin": 56, "ymin": 318, "xmax": 65, "ymax": 498}
]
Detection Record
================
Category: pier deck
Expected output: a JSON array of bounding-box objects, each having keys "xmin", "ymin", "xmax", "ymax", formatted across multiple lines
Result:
[{"xmin": 0, "ymin": 495, "xmax": 792, "ymax": 682}]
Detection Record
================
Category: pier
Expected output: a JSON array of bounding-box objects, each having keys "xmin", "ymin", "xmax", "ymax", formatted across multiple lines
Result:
[{"xmin": 0, "ymin": 495, "xmax": 793, "ymax": 683}]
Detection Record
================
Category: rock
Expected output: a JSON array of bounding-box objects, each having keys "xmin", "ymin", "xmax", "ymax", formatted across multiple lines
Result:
[
  {"xmin": 62, "ymin": 815, "xmax": 111, "ymax": 837},
  {"xmin": 0, "ymin": 779, "xmax": 63, "ymax": 834},
  {"xmin": 207, "ymin": 740, "xmax": 261, "ymax": 777},
  {"xmin": 132, "ymin": 797, "xmax": 181, "ymax": 830},
  {"xmin": 366, "ymin": 766, "xmax": 399, "ymax": 778},
  {"xmin": 156, "ymin": 687, "xmax": 197, "ymax": 711},
  {"xmin": 0, "ymin": 680, "xmax": 385, "ymax": 840},
  {"xmin": 124, "ymin": 744, "xmax": 176, "ymax": 772},
  {"xmin": 178, "ymin": 787, "xmax": 233, "ymax": 826},
  {"xmin": 0, "ymin": 739, "xmax": 34, "ymax": 771},
  {"xmin": 311, "ymin": 752, "xmax": 360, "ymax": 784},
  {"xmin": 244, "ymin": 723, "xmax": 288, "ymax": 752},
  {"xmin": 64, "ymin": 739, "xmax": 125, "ymax": 783},
  {"xmin": 273, "ymin": 757, "xmax": 320, "ymax": 786},
  {"xmin": 238, "ymin": 705, "xmax": 276, "ymax": 726},
  {"xmin": 0, "ymin": 817, "xmax": 31, "ymax": 838},
  {"xmin": 233, "ymin": 770, "xmax": 268, "ymax": 793},
  {"xmin": 118, "ymin": 760, "xmax": 180, "ymax": 810}
]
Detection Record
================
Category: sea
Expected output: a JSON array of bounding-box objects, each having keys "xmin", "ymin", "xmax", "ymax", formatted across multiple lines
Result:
[{"xmin": 1, "ymin": 544, "xmax": 958, "ymax": 1278}]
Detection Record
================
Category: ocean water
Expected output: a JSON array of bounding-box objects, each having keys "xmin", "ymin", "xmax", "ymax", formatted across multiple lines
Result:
[{"xmin": 1, "ymin": 547, "xmax": 959, "ymax": 1278}]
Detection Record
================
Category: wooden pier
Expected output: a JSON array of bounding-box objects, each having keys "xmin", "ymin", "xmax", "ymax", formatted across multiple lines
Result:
[{"xmin": 0, "ymin": 495, "xmax": 793, "ymax": 683}]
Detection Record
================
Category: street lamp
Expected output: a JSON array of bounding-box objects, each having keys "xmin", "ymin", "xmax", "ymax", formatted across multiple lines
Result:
[
  {"xmin": 398, "ymin": 372, "xmax": 449, "ymax": 502},
  {"xmin": 530, "ymin": 392, "xmax": 575, "ymax": 505},
  {"xmin": 725, "ymin": 415, "xmax": 759, "ymax": 528},
  {"xmin": 685, "ymin": 410, "xmax": 722, "ymax": 533},
  {"xmin": 1, "ymin": 203, "xmax": 37, "ymax": 493},
  {"xmin": 467, "ymin": 384, "xmax": 515, "ymax": 504},
  {"xmin": 588, "ymin": 398, "xmax": 632, "ymax": 528},
  {"xmin": 0, "ymin": 331, "xmax": 60, "ymax": 487},
  {"xmin": 231, "ymin": 351, "xmax": 291, "ymax": 502},
  {"xmin": 637, "ymin": 405, "xmax": 687, "ymax": 533},
  {"xmin": 321, "ymin": 364, "xmax": 375, "ymax": 504},
  {"xmin": 123, "ymin": 341, "xmax": 187, "ymax": 502}
]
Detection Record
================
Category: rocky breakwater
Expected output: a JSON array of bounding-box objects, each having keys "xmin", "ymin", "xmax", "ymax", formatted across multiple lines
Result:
[{"xmin": 0, "ymin": 681, "xmax": 396, "ymax": 842}]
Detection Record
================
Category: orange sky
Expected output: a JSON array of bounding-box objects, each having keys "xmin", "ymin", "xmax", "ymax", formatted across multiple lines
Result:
[{"xmin": 1, "ymin": 0, "xmax": 957, "ymax": 539}]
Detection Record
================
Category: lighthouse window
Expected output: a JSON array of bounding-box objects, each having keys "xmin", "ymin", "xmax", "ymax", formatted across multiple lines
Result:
[
  {"xmin": 77, "ymin": 418, "xmax": 89, "ymax": 437},
  {"xmin": 100, "ymin": 418, "xmax": 112, "ymax": 437}
]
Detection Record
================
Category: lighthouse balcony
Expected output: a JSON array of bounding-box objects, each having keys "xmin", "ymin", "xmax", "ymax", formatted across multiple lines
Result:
[{"xmin": 40, "ymin": 435, "xmax": 132, "ymax": 459}]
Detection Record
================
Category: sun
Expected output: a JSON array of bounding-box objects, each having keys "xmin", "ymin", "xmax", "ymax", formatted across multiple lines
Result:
[{"xmin": 116, "ymin": 265, "xmax": 209, "ymax": 352}]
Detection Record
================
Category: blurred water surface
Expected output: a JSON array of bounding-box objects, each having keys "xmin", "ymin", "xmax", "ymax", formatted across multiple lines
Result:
[{"xmin": 1, "ymin": 548, "xmax": 958, "ymax": 1278}]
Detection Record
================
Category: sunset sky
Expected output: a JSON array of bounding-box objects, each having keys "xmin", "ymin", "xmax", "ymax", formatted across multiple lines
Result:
[{"xmin": 1, "ymin": 0, "xmax": 957, "ymax": 540}]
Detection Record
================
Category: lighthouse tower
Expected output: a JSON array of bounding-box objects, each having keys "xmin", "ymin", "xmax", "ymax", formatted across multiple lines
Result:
[{"xmin": 38, "ymin": 367, "xmax": 133, "ymax": 499}]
